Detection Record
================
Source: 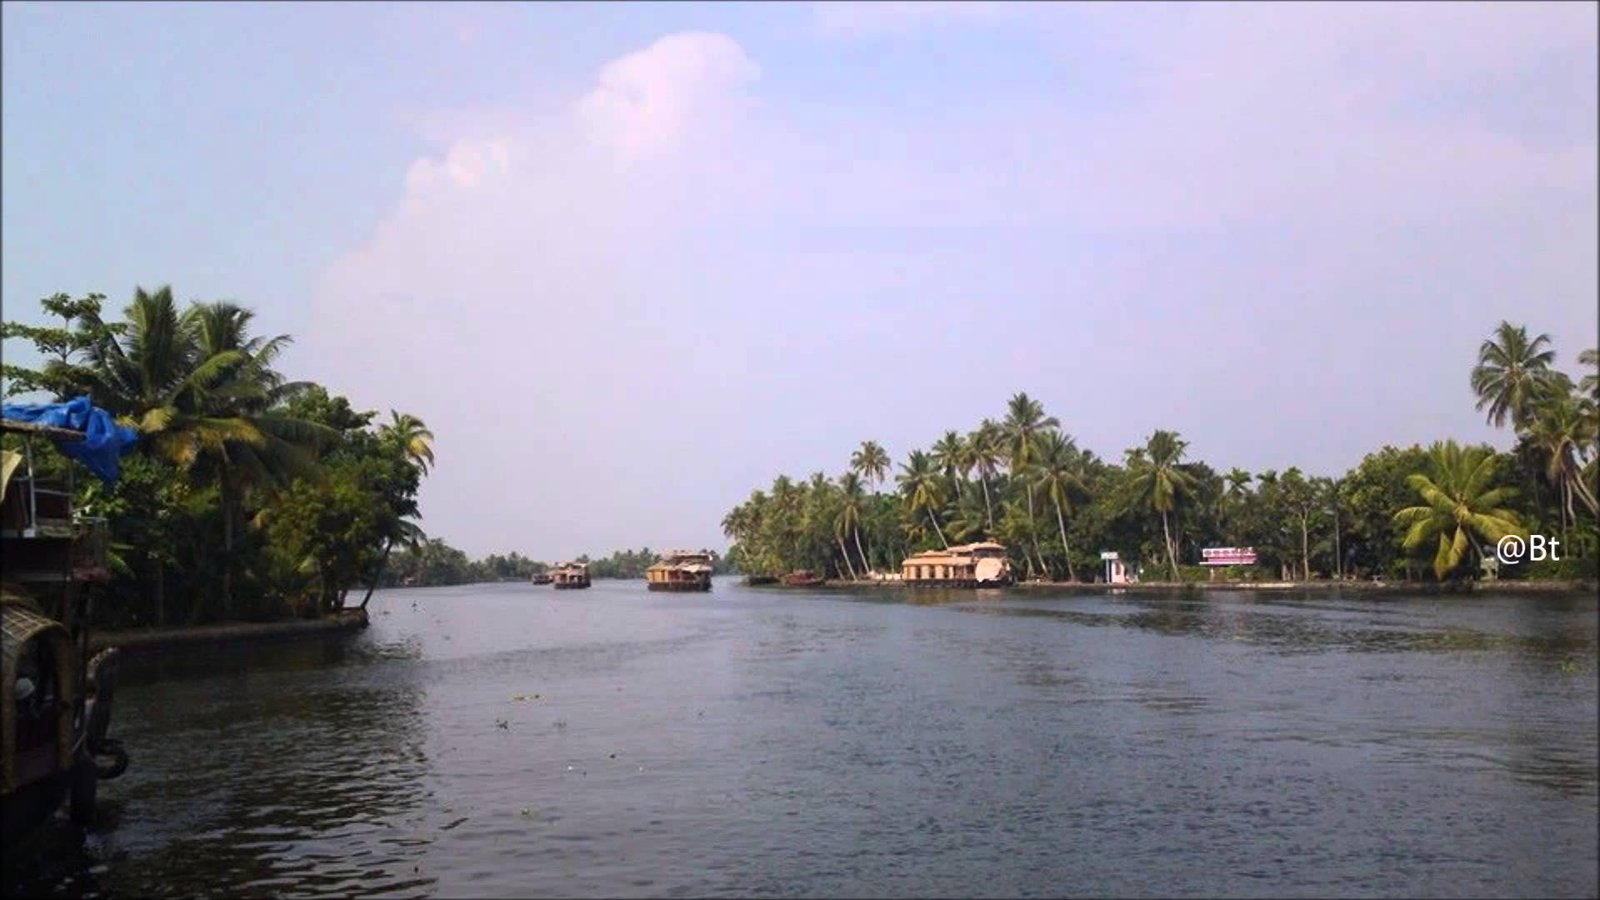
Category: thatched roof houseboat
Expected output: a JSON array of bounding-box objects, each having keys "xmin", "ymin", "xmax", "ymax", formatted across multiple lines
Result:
[
  {"xmin": 646, "ymin": 550, "xmax": 714, "ymax": 592},
  {"xmin": 551, "ymin": 562, "xmax": 590, "ymax": 590},
  {"xmin": 900, "ymin": 541, "xmax": 1014, "ymax": 587}
]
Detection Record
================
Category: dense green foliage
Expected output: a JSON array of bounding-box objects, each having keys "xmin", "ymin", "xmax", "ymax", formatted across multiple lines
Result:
[
  {"xmin": 724, "ymin": 323, "xmax": 1598, "ymax": 584},
  {"xmin": 4, "ymin": 289, "xmax": 434, "ymax": 624}
]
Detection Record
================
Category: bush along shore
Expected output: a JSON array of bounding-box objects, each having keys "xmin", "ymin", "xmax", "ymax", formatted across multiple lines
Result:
[{"xmin": 724, "ymin": 322, "xmax": 1599, "ymax": 589}]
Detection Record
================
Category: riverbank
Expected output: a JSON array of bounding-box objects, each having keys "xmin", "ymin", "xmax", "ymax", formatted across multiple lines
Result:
[
  {"xmin": 90, "ymin": 607, "xmax": 370, "ymax": 656},
  {"xmin": 817, "ymin": 578, "xmax": 1599, "ymax": 595}
]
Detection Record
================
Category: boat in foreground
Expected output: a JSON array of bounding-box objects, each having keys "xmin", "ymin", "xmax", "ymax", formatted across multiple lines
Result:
[
  {"xmin": 2, "ymin": 400, "xmax": 137, "ymax": 842},
  {"xmin": 646, "ymin": 550, "xmax": 714, "ymax": 592}
]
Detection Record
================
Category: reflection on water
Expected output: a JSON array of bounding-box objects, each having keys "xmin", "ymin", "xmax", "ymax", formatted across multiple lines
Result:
[{"xmin": 5, "ymin": 581, "xmax": 1595, "ymax": 898}]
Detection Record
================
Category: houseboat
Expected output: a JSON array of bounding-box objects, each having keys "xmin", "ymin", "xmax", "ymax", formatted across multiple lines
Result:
[
  {"xmin": 2, "ymin": 402, "xmax": 136, "ymax": 841},
  {"xmin": 550, "ymin": 562, "xmax": 590, "ymax": 590},
  {"xmin": 645, "ymin": 550, "xmax": 714, "ymax": 592},
  {"xmin": 900, "ymin": 541, "xmax": 1014, "ymax": 588},
  {"xmin": 530, "ymin": 571, "xmax": 553, "ymax": 585}
]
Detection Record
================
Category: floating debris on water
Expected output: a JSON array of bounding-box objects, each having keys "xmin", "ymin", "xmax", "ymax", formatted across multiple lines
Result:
[{"xmin": 440, "ymin": 817, "xmax": 468, "ymax": 831}]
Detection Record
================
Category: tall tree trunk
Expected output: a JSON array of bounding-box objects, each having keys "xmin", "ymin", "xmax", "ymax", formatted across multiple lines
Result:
[
  {"xmin": 853, "ymin": 527, "xmax": 870, "ymax": 578},
  {"xmin": 1054, "ymin": 502, "xmax": 1077, "ymax": 582},
  {"xmin": 928, "ymin": 507, "xmax": 948, "ymax": 548},
  {"xmin": 980, "ymin": 476, "xmax": 995, "ymax": 531},
  {"xmin": 360, "ymin": 538, "xmax": 395, "ymax": 610},
  {"xmin": 1300, "ymin": 516, "xmax": 1310, "ymax": 582},
  {"xmin": 1567, "ymin": 460, "xmax": 1598, "ymax": 517},
  {"xmin": 836, "ymin": 536, "xmax": 857, "ymax": 580},
  {"xmin": 1161, "ymin": 508, "xmax": 1179, "ymax": 581},
  {"xmin": 1333, "ymin": 509, "xmax": 1342, "ymax": 580}
]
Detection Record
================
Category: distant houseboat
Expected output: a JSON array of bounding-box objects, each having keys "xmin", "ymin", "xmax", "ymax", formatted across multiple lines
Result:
[
  {"xmin": 551, "ymin": 562, "xmax": 590, "ymax": 590},
  {"xmin": 900, "ymin": 542, "xmax": 1014, "ymax": 587},
  {"xmin": 531, "ymin": 571, "xmax": 553, "ymax": 585},
  {"xmin": 781, "ymin": 570, "xmax": 825, "ymax": 587},
  {"xmin": 646, "ymin": 550, "xmax": 714, "ymax": 592}
]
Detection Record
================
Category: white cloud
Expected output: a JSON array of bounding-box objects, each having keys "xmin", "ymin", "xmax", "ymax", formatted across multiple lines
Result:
[
  {"xmin": 574, "ymin": 31, "xmax": 760, "ymax": 163},
  {"xmin": 301, "ymin": 9, "xmax": 1596, "ymax": 558}
]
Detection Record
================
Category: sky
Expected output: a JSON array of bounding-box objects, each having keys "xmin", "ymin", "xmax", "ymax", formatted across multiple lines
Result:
[{"xmin": 3, "ymin": 1, "xmax": 1596, "ymax": 561}]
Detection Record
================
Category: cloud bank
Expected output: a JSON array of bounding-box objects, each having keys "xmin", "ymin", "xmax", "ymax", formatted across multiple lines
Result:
[{"xmin": 300, "ymin": 5, "xmax": 1597, "ymax": 559}]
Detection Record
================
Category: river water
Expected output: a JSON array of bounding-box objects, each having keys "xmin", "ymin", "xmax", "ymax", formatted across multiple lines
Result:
[{"xmin": 6, "ymin": 580, "xmax": 1597, "ymax": 898}]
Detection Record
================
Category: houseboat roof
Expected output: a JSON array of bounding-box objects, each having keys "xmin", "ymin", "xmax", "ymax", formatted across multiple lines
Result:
[{"xmin": 902, "ymin": 542, "xmax": 1009, "ymax": 567}]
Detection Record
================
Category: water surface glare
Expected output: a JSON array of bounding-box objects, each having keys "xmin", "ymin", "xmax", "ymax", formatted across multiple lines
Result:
[{"xmin": 8, "ymin": 580, "xmax": 1597, "ymax": 897}]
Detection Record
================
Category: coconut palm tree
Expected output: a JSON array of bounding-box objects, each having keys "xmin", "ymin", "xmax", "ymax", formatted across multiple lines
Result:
[
  {"xmin": 931, "ymin": 430, "xmax": 966, "ymax": 500},
  {"xmin": 1471, "ymin": 321, "xmax": 1559, "ymax": 431},
  {"xmin": 967, "ymin": 419, "xmax": 1004, "ymax": 529},
  {"xmin": 382, "ymin": 411, "xmax": 436, "ymax": 475},
  {"xmin": 897, "ymin": 450, "xmax": 948, "ymax": 548},
  {"xmin": 83, "ymin": 288, "xmax": 334, "ymax": 618},
  {"xmin": 837, "ymin": 472, "xmax": 872, "ymax": 576},
  {"xmin": 1033, "ymin": 430, "xmax": 1086, "ymax": 581},
  {"xmin": 1578, "ymin": 348, "xmax": 1599, "ymax": 403},
  {"xmin": 1393, "ymin": 440, "xmax": 1524, "ymax": 580},
  {"xmin": 851, "ymin": 440, "xmax": 891, "ymax": 494},
  {"xmin": 1524, "ymin": 388, "xmax": 1600, "ymax": 528},
  {"xmin": 1126, "ymin": 430, "xmax": 1197, "ymax": 581}
]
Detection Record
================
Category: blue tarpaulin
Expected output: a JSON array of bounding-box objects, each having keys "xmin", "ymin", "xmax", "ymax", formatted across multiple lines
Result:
[{"xmin": 1, "ymin": 395, "xmax": 140, "ymax": 486}]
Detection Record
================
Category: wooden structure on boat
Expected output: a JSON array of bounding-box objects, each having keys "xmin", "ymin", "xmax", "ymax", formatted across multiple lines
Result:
[
  {"xmin": 2, "ymin": 414, "xmax": 129, "ymax": 841},
  {"xmin": 530, "ymin": 571, "xmax": 553, "ymax": 585},
  {"xmin": 900, "ymin": 541, "xmax": 1014, "ymax": 588},
  {"xmin": 550, "ymin": 562, "xmax": 590, "ymax": 590},
  {"xmin": 646, "ymin": 550, "xmax": 713, "ymax": 592},
  {"xmin": 781, "ymin": 570, "xmax": 824, "ymax": 587}
]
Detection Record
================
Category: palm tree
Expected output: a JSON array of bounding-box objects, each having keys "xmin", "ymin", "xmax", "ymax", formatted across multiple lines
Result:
[
  {"xmin": 967, "ymin": 419, "xmax": 1004, "ymax": 529},
  {"xmin": 1033, "ymin": 430, "xmax": 1086, "ymax": 581},
  {"xmin": 84, "ymin": 288, "xmax": 334, "ymax": 618},
  {"xmin": 931, "ymin": 430, "xmax": 966, "ymax": 500},
  {"xmin": 1126, "ymin": 430, "xmax": 1196, "ymax": 581},
  {"xmin": 838, "ymin": 472, "xmax": 872, "ymax": 576},
  {"xmin": 1577, "ymin": 347, "xmax": 1599, "ymax": 403},
  {"xmin": 851, "ymin": 441, "xmax": 890, "ymax": 494},
  {"xmin": 1002, "ymin": 393, "xmax": 1058, "ymax": 570},
  {"xmin": 943, "ymin": 491, "xmax": 990, "ymax": 545},
  {"xmin": 1001, "ymin": 393, "xmax": 1059, "ymax": 487},
  {"xmin": 1393, "ymin": 440, "xmax": 1524, "ymax": 580},
  {"xmin": 1471, "ymin": 321, "xmax": 1558, "ymax": 431},
  {"xmin": 1524, "ymin": 389, "xmax": 1600, "ymax": 529},
  {"xmin": 897, "ymin": 450, "xmax": 948, "ymax": 548},
  {"xmin": 382, "ymin": 411, "xmax": 436, "ymax": 474}
]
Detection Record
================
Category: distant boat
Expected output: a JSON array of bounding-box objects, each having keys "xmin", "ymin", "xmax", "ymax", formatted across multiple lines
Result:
[
  {"xmin": 901, "ymin": 542, "xmax": 1014, "ymax": 587},
  {"xmin": 781, "ymin": 570, "xmax": 825, "ymax": 587},
  {"xmin": 551, "ymin": 562, "xmax": 590, "ymax": 590},
  {"xmin": 530, "ymin": 572, "xmax": 553, "ymax": 585},
  {"xmin": 744, "ymin": 575, "xmax": 778, "ymax": 586},
  {"xmin": 646, "ymin": 550, "xmax": 714, "ymax": 592}
]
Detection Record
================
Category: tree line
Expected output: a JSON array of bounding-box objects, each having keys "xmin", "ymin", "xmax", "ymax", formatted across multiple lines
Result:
[
  {"xmin": 385, "ymin": 546, "xmax": 732, "ymax": 587},
  {"xmin": 722, "ymin": 322, "xmax": 1598, "ymax": 584}
]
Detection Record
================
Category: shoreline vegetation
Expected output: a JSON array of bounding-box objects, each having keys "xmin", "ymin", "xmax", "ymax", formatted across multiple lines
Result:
[
  {"xmin": 722, "ymin": 322, "xmax": 1599, "ymax": 590},
  {"xmin": 811, "ymin": 578, "xmax": 1599, "ymax": 595},
  {"xmin": 4, "ymin": 294, "xmax": 1596, "ymax": 649}
]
